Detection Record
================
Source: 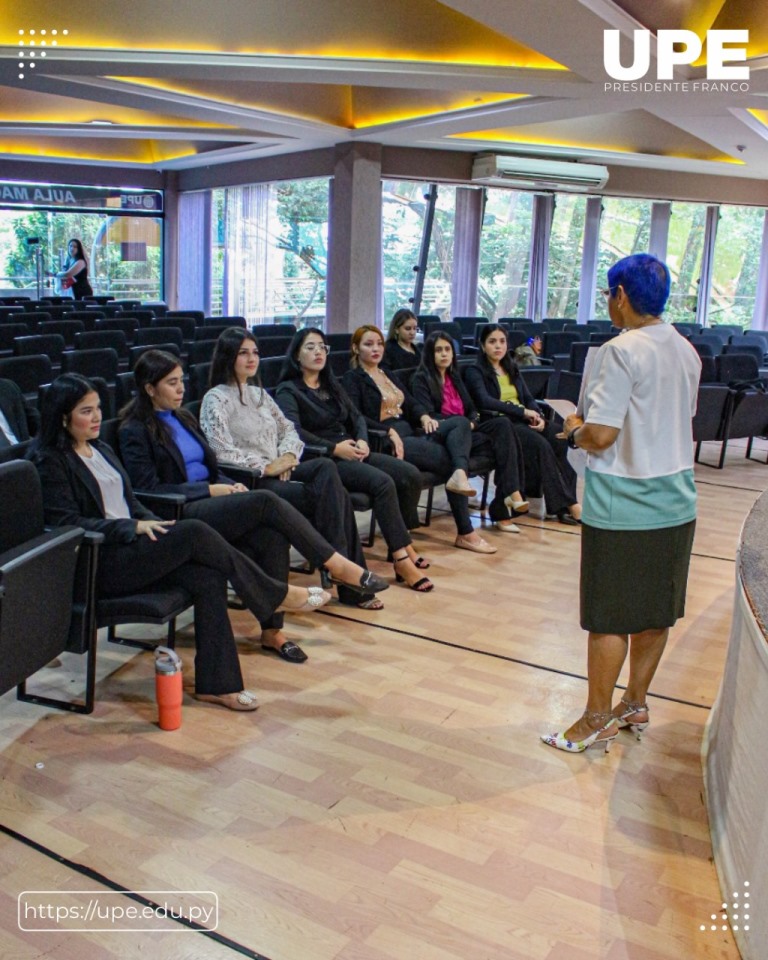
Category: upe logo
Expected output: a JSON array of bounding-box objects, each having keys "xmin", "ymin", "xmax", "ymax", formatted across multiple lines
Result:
[{"xmin": 604, "ymin": 30, "xmax": 749, "ymax": 81}]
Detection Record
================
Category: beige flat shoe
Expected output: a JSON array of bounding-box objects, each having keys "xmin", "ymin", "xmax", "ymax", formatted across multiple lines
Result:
[
  {"xmin": 454, "ymin": 534, "xmax": 497, "ymax": 554},
  {"xmin": 195, "ymin": 690, "xmax": 259, "ymax": 712},
  {"xmin": 494, "ymin": 520, "xmax": 521, "ymax": 534},
  {"xmin": 446, "ymin": 470, "xmax": 475, "ymax": 497}
]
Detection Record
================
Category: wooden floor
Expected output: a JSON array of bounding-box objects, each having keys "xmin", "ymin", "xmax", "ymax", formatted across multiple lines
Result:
[{"xmin": 1, "ymin": 438, "xmax": 763, "ymax": 960}]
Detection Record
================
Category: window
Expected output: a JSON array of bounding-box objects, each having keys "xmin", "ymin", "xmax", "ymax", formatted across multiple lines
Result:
[
  {"xmin": 709, "ymin": 205, "xmax": 765, "ymax": 329},
  {"xmin": 0, "ymin": 209, "xmax": 163, "ymax": 300},
  {"xmin": 477, "ymin": 188, "xmax": 534, "ymax": 320},
  {"xmin": 381, "ymin": 180, "xmax": 456, "ymax": 321},
  {"xmin": 211, "ymin": 178, "xmax": 329, "ymax": 326},
  {"xmin": 595, "ymin": 198, "xmax": 652, "ymax": 318},
  {"xmin": 546, "ymin": 195, "xmax": 587, "ymax": 319}
]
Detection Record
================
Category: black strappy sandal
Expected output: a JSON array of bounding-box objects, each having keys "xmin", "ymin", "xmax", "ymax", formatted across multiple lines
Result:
[{"xmin": 393, "ymin": 555, "xmax": 434, "ymax": 592}]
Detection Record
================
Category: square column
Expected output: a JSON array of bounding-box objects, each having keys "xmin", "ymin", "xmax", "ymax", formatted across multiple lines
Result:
[{"xmin": 326, "ymin": 143, "xmax": 382, "ymax": 333}]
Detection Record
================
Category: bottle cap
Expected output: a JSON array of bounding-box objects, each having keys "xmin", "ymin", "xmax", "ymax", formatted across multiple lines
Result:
[{"xmin": 154, "ymin": 646, "xmax": 182, "ymax": 675}]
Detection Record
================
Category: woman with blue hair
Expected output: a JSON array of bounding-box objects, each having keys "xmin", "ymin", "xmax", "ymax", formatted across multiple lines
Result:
[{"xmin": 542, "ymin": 254, "xmax": 701, "ymax": 753}]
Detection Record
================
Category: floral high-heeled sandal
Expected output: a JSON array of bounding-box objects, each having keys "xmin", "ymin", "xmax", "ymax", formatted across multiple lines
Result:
[{"xmin": 541, "ymin": 710, "xmax": 619, "ymax": 754}]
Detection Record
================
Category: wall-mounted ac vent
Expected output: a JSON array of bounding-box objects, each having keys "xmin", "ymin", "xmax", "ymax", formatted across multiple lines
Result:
[{"xmin": 471, "ymin": 154, "xmax": 609, "ymax": 193}]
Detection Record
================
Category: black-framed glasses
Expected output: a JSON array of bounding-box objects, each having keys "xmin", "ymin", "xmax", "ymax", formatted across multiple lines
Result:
[{"xmin": 601, "ymin": 286, "xmax": 617, "ymax": 299}]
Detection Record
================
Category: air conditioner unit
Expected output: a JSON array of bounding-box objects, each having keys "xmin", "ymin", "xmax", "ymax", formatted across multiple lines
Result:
[{"xmin": 471, "ymin": 155, "xmax": 609, "ymax": 193}]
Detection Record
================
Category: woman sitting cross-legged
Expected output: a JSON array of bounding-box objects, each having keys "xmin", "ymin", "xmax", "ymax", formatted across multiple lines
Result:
[
  {"xmin": 30, "ymin": 375, "xmax": 334, "ymax": 711},
  {"xmin": 383, "ymin": 308, "xmax": 423, "ymax": 372},
  {"xmin": 275, "ymin": 328, "xmax": 433, "ymax": 592},
  {"xmin": 343, "ymin": 325, "xmax": 505, "ymax": 554},
  {"xmin": 464, "ymin": 324, "xmax": 581, "ymax": 526},
  {"xmin": 119, "ymin": 351, "xmax": 388, "ymax": 659},
  {"xmin": 198, "ymin": 328, "xmax": 387, "ymax": 611},
  {"xmin": 410, "ymin": 332, "xmax": 527, "ymax": 540}
]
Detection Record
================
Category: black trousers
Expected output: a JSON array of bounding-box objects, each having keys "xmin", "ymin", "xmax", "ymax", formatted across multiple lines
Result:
[
  {"xmin": 183, "ymin": 488, "xmax": 336, "ymax": 630},
  {"xmin": 390, "ymin": 417, "xmax": 475, "ymax": 536},
  {"xmin": 473, "ymin": 417, "xmax": 523, "ymax": 522},
  {"xmin": 511, "ymin": 420, "xmax": 577, "ymax": 515},
  {"xmin": 256, "ymin": 457, "xmax": 366, "ymax": 566},
  {"xmin": 334, "ymin": 454, "xmax": 414, "ymax": 552},
  {"xmin": 97, "ymin": 518, "xmax": 290, "ymax": 696}
]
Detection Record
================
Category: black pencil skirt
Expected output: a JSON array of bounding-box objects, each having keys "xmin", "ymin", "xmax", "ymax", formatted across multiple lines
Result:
[{"xmin": 580, "ymin": 520, "xmax": 696, "ymax": 634}]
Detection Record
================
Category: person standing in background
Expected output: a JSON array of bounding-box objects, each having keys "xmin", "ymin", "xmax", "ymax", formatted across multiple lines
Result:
[{"xmin": 56, "ymin": 238, "xmax": 93, "ymax": 300}]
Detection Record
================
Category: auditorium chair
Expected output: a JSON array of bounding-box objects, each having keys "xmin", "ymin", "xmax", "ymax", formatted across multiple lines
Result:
[{"xmin": 1, "ymin": 460, "xmax": 86, "ymax": 712}]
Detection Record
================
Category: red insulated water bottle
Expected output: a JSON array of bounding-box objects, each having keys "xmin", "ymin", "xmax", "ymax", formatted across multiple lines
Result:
[{"xmin": 154, "ymin": 646, "xmax": 183, "ymax": 731}]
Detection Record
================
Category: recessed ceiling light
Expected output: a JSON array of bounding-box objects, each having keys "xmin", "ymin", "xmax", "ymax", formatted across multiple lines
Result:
[{"xmin": 87, "ymin": 120, "xmax": 114, "ymax": 125}]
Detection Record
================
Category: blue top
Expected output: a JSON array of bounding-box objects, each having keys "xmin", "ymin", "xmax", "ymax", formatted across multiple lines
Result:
[{"xmin": 156, "ymin": 410, "xmax": 209, "ymax": 482}]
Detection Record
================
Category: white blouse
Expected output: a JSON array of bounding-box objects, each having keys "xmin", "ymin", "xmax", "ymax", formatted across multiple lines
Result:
[
  {"xmin": 78, "ymin": 447, "xmax": 131, "ymax": 519},
  {"xmin": 200, "ymin": 384, "xmax": 304, "ymax": 476}
]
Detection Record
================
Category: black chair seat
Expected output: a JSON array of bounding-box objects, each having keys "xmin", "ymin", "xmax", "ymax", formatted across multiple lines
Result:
[{"xmin": 96, "ymin": 589, "xmax": 191, "ymax": 626}]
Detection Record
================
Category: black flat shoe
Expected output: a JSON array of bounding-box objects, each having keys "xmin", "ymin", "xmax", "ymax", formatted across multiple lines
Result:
[
  {"xmin": 557, "ymin": 512, "xmax": 581, "ymax": 526},
  {"xmin": 261, "ymin": 641, "xmax": 308, "ymax": 663},
  {"xmin": 323, "ymin": 568, "xmax": 389, "ymax": 595}
]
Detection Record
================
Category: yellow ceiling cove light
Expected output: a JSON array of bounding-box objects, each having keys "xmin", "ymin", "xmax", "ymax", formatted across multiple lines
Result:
[
  {"xmin": 353, "ymin": 94, "xmax": 528, "ymax": 129},
  {"xmin": 747, "ymin": 108, "xmax": 768, "ymax": 130},
  {"xmin": 0, "ymin": 0, "xmax": 566, "ymax": 69}
]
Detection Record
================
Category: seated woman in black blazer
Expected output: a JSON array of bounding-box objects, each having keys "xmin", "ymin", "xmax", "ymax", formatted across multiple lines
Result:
[
  {"xmin": 410, "ymin": 332, "xmax": 526, "ymax": 534},
  {"xmin": 31, "ymin": 375, "xmax": 332, "ymax": 711},
  {"xmin": 383, "ymin": 308, "xmax": 423, "ymax": 372},
  {"xmin": 119, "ymin": 351, "xmax": 388, "ymax": 662},
  {"xmin": 275, "ymin": 328, "xmax": 433, "ymax": 592},
  {"xmin": 342, "ymin": 325, "xmax": 521, "ymax": 554},
  {"xmin": 464, "ymin": 324, "xmax": 581, "ymax": 526}
]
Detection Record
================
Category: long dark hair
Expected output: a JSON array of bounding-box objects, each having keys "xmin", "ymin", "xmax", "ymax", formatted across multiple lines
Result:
[
  {"xmin": 476, "ymin": 323, "xmax": 519, "ymax": 380},
  {"xmin": 119, "ymin": 349, "xmax": 196, "ymax": 444},
  {"xmin": 418, "ymin": 331, "xmax": 459, "ymax": 407},
  {"xmin": 209, "ymin": 326, "xmax": 264, "ymax": 405},
  {"xmin": 35, "ymin": 373, "xmax": 97, "ymax": 453},
  {"xmin": 279, "ymin": 327, "xmax": 355, "ymax": 415},
  {"xmin": 387, "ymin": 308, "xmax": 416, "ymax": 343},
  {"xmin": 67, "ymin": 238, "xmax": 87, "ymax": 264}
]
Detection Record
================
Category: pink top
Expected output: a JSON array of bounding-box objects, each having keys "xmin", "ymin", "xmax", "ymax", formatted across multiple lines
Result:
[{"xmin": 441, "ymin": 376, "xmax": 465, "ymax": 417}]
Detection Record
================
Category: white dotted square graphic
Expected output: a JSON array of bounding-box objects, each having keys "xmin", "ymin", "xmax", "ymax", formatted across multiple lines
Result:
[
  {"xmin": 700, "ymin": 882, "xmax": 751, "ymax": 934},
  {"xmin": 16, "ymin": 27, "xmax": 69, "ymax": 80}
]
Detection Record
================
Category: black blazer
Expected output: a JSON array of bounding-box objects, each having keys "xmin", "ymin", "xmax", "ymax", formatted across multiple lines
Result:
[
  {"xmin": 31, "ymin": 440, "xmax": 155, "ymax": 544},
  {"xmin": 410, "ymin": 368, "xmax": 480, "ymax": 424},
  {"xmin": 118, "ymin": 414, "xmax": 231, "ymax": 501},
  {"xmin": 0, "ymin": 377, "xmax": 38, "ymax": 441},
  {"xmin": 341, "ymin": 366, "xmax": 427, "ymax": 431},
  {"xmin": 383, "ymin": 340, "xmax": 422, "ymax": 372},
  {"xmin": 463, "ymin": 362, "xmax": 540, "ymax": 424},
  {"xmin": 275, "ymin": 379, "xmax": 368, "ymax": 456}
]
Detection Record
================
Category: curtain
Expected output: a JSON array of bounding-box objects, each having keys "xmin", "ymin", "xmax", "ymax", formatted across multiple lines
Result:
[
  {"xmin": 696, "ymin": 206, "xmax": 719, "ymax": 327},
  {"xmin": 577, "ymin": 196, "xmax": 603, "ymax": 322},
  {"xmin": 451, "ymin": 187, "xmax": 483, "ymax": 318},
  {"xmin": 222, "ymin": 184, "xmax": 271, "ymax": 322},
  {"xmin": 526, "ymin": 194, "xmax": 554, "ymax": 320},
  {"xmin": 751, "ymin": 210, "xmax": 768, "ymax": 331},
  {"xmin": 176, "ymin": 190, "xmax": 211, "ymax": 314}
]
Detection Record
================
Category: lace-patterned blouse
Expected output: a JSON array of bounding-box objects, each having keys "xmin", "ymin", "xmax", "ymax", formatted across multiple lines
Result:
[{"xmin": 199, "ymin": 383, "xmax": 304, "ymax": 476}]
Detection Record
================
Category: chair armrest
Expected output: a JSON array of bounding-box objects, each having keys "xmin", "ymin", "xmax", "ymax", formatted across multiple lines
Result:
[
  {"xmin": 134, "ymin": 490, "xmax": 186, "ymax": 521},
  {"xmin": 367, "ymin": 428, "xmax": 389, "ymax": 453},
  {"xmin": 301, "ymin": 444, "xmax": 329, "ymax": 461},
  {"xmin": 217, "ymin": 463, "xmax": 261, "ymax": 489}
]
